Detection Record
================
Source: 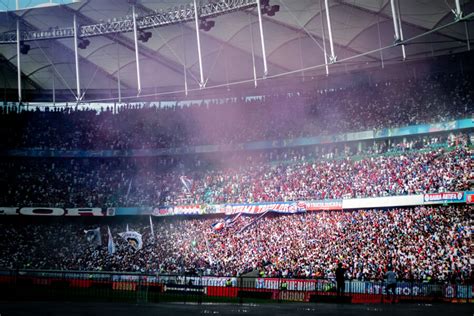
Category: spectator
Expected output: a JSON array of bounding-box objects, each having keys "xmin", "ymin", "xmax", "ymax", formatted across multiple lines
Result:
[
  {"xmin": 335, "ymin": 262, "xmax": 346, "ymax": 296},
  {"xmin": 0, "ymin": 205, "xmax": 470, "ymax": 282},
  {"xmin": 0, "ymin": 142, "xmax": 470, "ymax": 207},
  {"xmin": 0, "ymin": 72, "xmax": 471, "ymax": 151}
]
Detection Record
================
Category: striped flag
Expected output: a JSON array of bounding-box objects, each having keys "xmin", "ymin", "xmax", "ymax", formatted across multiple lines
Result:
[{"xmin": 211, "ymin": 222, "xmax": 225, "ymax": 231}]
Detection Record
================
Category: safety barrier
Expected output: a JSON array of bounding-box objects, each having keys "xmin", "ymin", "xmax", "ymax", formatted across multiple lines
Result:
[{"xmin": 0, "ymin": 269, "xmax": 471, "ymax": 304}]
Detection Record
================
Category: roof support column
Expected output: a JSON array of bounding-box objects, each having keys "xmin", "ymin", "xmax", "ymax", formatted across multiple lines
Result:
[
  {"xmin": 193, "ymin": 0, "xmax": 205, "ymax": 88},
  {"xmin": 132, "ymin": 5, "xmax": 142, "ymax": 95},
  {"xmin": 390, "ymin": 0, "xmax": 401, "ymax": 42},
  {"xmin": 464, "ymin": 21, "xmax": 470, "ymax": 51},
  {"xmin": 181, "ymin": 25, "xmax": 188, "ymax": 95},
  {"xmin": 116, "ymin": 41, "xmax": 122, "ymax": 102},
  {"xmin": 395, "ymin": 0, "xmax": 406, "ymax": 60},
  {"xmin": 324, "ymin": 0, "xmax": 336, "ymax": 63},
  {"xmin": 454, "ymin": 0, "xmax": 462, "ymax": 20},
  {"xmin": 52, "ymin": 69, "xmax": 56, "ymax": 106},
  {"xmin": 454, "ymin": 1, "xmax": 469, "ymax": 51},
  {"xmin": 256, "ymin": 0, "xmax": 268, "ymax": 77},
  {"xmin": 390, "ymin": 0, "xmax": 405, "ymax": 60},
  {"xmin": 73, "ymin": 13, "xmax": 81, "ymax": 101},
  {"xmin": 376, "ymin": 15, "xmax": 385, "ymax": 69},
  {"xmin": 184, "ymin": 59, "xmax": 189, "ymax": 95},
  {"xmin": 319, "ymin": 0, "xmax": 329, "ymax": 75},
  {"xmin": 248, "ymin": 14, "xmax": 258, "ymax": 87},
  {"xmin": 16, "ymin": 18, "xmax": 22, "ymax": 103}
]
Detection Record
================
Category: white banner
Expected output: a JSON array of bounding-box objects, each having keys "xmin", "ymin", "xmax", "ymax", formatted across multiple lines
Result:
[{"xmin": 118, "ymin": 231, "xmax": 143, "ymax": 250}]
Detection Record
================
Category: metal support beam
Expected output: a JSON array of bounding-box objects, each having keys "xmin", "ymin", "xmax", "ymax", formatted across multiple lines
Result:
[
  {"xmin": 376, "ymin": 14, "xmax": 384, "ymax": 69},
  {"xmin": 338, "ymin": 0, "xmax": 468, "ymax": 44},
  {"xmin": 61, "ymin": 7, "xmax": 157, "ymax": 90},
  {"xmin": 454, "ymin": 0, "xmax": 462, "ymax": 20},
  {"xmin": 181, "ymin": 25, "xmax": 188, "ymax": 96},
  {"xmin": 193, "ymin": 0, "xmax": 205, "ymax": 88},
  {"xmin": 73, "ymin": 14, "xmax": 81, "ymax": 100},
  {"xmin": 224, "ymin": 52, "xmax": 230, "ymax": 91},
  {"xmin": 52, "ymin": 69, "xmax": 56, "ymax": 106},
  {"xmin": 0, "ymin": 55, "xmax": 42, "ymax": 91},
  {"xmin": 116, "ymin": 41, "xmax": 122, "ymax": 103},
  {"xmin": 464, "ymin": 21, "xmax": 471, "ymax": 51},
  {"xmin": 184, "ymin": 58, "xmax": 188, "ymax": 95},
  {"xmin": 324, "ymin": 0, "xmax": 337, "ymax": 63},
  {"xmin": 132, "ymin": 5, "xmax": 142, "ymax": 95},
  {"xmin": 320, "ymin": 0, "xmax": 329, "ymax": 75},
  {"xmin": 249, "ymin": 9, "xmax": 378, "ymax": 65},
  {"xmin": 396, "ymin": 0, "xmax": 406, "ymax": 60},
  {"xmin": 1, "ymin": 0, "xmax": 258, "ymax": 44},
  {"xmin": 298, "ymin": 32, "xmax": 304, "ymax": 81},
  {"xmin": 16, "ymin": 19, "xmax": 21, "ymax": 103},
  {"xmin": 256, "ymin": 0, "xmax": 268, "ymax": 77},
  {"xmin": 16, "ymin": 0, "xmax": 21, "ymax": 102},
  {"xmin": 248, "ymin": 14, "xmax": 257, "ymax": 87},
  {"xmin": 390, "ymin": 0, "xmax": 401, "ymax": 42}
]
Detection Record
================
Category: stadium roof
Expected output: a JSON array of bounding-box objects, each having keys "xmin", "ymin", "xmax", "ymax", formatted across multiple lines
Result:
[{"xmin": 0, "ymin": 0, "xmax": 472, "ymax": 100}]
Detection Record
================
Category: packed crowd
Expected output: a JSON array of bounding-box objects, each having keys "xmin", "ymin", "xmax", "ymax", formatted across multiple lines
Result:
[
  {"xmin": 0, "ymin": 72, "xmax": 472, "ymax": 150},
  {"xmin": 0, "ymin": 136, "xmax": 471, "ymax": 206},
  {"xmin": 0, "ymin": 205, "xmax": 471, "ymax": 283}
]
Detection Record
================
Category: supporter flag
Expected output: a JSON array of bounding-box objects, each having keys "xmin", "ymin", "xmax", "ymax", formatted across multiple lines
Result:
[
  {"xmin": 225, "ymin": 213, "xmax": 241, "ymax": 227},
  {"xmin": 107, "ymin": 226, "xmax": 116, "ymax": 255},
  {"xmin": 179, "ymin": 176, "xmax": 194, "ymax": 193},
  {"xmin": 126, "ymin": 179, "xmax": 133, "ymax": 198},
  {"xmin": 126, "ymin": 224, "xmax": 129, "ymax": 232},
  {"xmin": 149, "ymin": 216, "xmax": 155, "ymax": 242},
  {"xmin": 118, "ymin": 231, "xmax": 143, "ymax": 251},
  {"xmin": 84, "ymin": 228, "xmax": 102, "ymax": 246},
  {"xmin": 211, "ymin": 222, "xmax": 225, "ymax": 231}
]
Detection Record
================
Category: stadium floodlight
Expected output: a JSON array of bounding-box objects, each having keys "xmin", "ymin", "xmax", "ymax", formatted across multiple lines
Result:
[
  {"xmin": 264, "ymin": 5, "xmax": 279, "ymax": 16},
  {"xmin": 260, "ymin": 0, "xmax": 279, "ymax": 16},
  {"xmin": 138, "ymin": 30, "xmax": 152, "ymax": 42},
  {"xmin": 19, "ymin": 41, "xmax": 30, "ymax": 54},
  {"xmin": 78, "ymin": 38, "xmax": 90, "ymax": 49},
  {"xmin": 199, "ymin": 19, "xmax": 215, "ymax": 32},
  {"xmin": 0, "ymin": 0, "xmax": 259, "ymax": 44}
]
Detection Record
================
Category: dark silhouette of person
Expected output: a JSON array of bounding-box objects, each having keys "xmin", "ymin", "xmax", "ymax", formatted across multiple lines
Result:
[
  {"xmin": 335, "ymin": 262, "xmax": 346, "ymax": 296},
  {"xmin": 385, "ymin": 265, "xmax": 397, "ymax": 302}
]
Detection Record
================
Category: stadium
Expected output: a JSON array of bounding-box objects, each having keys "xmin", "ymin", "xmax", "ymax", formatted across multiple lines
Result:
[{"xmin": 0, "ymin": 0, "xmax": 473, "ymax": 314}]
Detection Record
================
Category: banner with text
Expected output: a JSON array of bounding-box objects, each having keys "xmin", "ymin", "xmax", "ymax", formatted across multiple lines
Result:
[
  {"xmin": 0, "ymin": 207, "xmax": 109, "ymax": 216},
  {"xmin": 299, "ymin": 200, "xmax": 343, "ymax": 211},
  {"xmin": 223, "ymin": 202, "xmax": 306, "ymax": 215},
  {"xmin": 423, "ymin": 192, "xmax": 464, "ymax": 204},
  {"xmin": 152, "ymin": 204, "xmax": 207, "ymax": 217}
]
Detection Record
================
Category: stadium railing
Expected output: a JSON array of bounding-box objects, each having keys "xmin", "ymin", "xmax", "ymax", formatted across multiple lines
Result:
[{"xmin": 0, "ymin": 269, "xmax": 471, "ymax": 304}]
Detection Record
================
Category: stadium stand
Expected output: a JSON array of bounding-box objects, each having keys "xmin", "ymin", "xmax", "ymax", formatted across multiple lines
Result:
[
  {"xmin": 0, "ymin": 72, "xmax": 472, "ymax": 150},
  {"xmin": 1, "ymin": 0, "xmax": 473, "ymax": 309},
  {"xmin": 0, "ymin": 205, "xmax": 471, "ymax": 283},
  {"xmin": 0, "ymin": 135, "xmax": 471, "ymax": 207}
]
